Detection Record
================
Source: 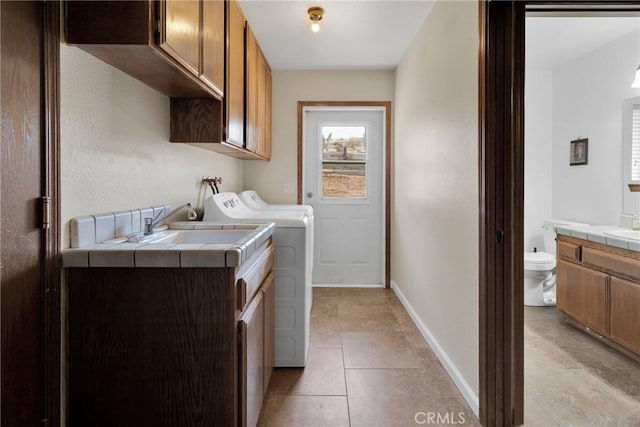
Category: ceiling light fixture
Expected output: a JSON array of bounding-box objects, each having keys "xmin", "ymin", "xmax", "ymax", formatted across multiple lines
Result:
[
  {"xmin": 632, "ymin": 64, "xmax": 640, "ymax": 88},
  {"xmin": 308, "ymin": 7, "xmax": 324, "ymax": 33}
]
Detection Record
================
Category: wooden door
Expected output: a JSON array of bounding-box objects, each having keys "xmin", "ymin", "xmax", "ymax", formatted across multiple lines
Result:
[
  {"xmin": 159, "ymin": 0, "xmax": 200, "ymax": 76},
  {"xmin": 557, "ymin": 260, "xmax": 609, "ymax": 335},
  {"xmin": 225, "ymin": 0, "xmax": 245, "ymax": 146},
  {"xmin": 201, "ymin": 0, "xmax": 224, "ymax": 95},
  {"xmin": 245, "ymin": 25, "xmax": 258, "ymax": 153},
  {"xmin": 262, "ymin": 273, "xmax": 275, "ymax": 394},
  {"xmin": 610, "ymin": 276, "xmax": 640, "ymax": 354},
  {"xmin": 1, "ymin": 1, "xmax": 47, "ymax": 424},
  {"xmin": 239, "ymin": 291, "xmax": 264, "ymax": 427}
]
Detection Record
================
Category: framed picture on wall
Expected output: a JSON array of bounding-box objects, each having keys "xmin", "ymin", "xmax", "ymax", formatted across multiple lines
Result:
[{"xmin": 570, "ymin": 138, "xmax": 588, "ymax": 166}]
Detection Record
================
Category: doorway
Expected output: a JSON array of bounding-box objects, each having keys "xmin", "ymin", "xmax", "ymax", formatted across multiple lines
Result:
[
  {"xmin": 297, "ymin": 101, "xmax": 391, "ymax": 288},
  {"xmin": 480, "ymin": 2, "xmax": 640, "ymax": 426}
]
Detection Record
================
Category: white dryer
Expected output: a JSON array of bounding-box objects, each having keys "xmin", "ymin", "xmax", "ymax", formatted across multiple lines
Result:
[
  {"xmin": 203, "ymin": 192, "xmax": 313, "ymax": 367},
  {"xmin": 238, "ymin": 190, "xmax": 314, "ymax": 217}
]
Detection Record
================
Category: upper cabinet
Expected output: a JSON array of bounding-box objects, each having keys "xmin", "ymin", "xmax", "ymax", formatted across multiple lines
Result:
[
  {"xmin": 225, "ymin": 0, "xmax": 246, "ymax": 147},
  {"xmin": 201, "ymin": 0, "xmax": 225, "ymax": 93},
  {"xmin": 66, "ymin": 0, "xmax": 224, "ymax": 98},
  {"xmin": 66, "ymin": 0, "xmax": 271, "ymax": 160},
  {"xmin": 246, "ymin": 26, "xmax": 272, "ymax": 160}
]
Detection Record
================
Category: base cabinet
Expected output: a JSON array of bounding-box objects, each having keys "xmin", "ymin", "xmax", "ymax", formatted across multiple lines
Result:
[
  {"xmin": 66, "ymin": 242, "xmax": 275, "ymax": 427},
  {"xmin": 557, "ymin": 234, "xmax": 640, "ymax": 357},
  {"xmin": 557, "ymin": 259, "xmax": 609, "ymax": 335},
  {"xmin": 610, "ymin": 276, "xmax": 640, "ymax": 355}
]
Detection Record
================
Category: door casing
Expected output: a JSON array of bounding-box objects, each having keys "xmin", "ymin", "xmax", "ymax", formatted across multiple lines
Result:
[
  {"xmin": 297, "ymin": 101, "xmax": 391, "ymax": 288},
  {"xmin": 479, "ymin": 2, "xmax": 640, "ymax": 426}
]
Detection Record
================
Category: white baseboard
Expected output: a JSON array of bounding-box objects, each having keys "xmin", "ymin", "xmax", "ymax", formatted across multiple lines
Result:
[
  {"xmin": 312, "ymin": 283, "xmax": 384, "ymax": 288},
  {"xmin": 390, "ymin": 280, "xmax": 480, "ymax": 417}
]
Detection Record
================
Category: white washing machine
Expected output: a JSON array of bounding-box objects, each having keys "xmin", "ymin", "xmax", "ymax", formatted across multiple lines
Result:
[
  {"xmin": 238, "ymin": 190, "xmax": 314, "ymax": 217},
  {"xmin": 203, "ymin": 192, "xmax": 313, "ymax": 367}
]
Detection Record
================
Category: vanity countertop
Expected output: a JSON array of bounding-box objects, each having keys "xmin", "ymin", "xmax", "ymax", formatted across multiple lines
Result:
[
  {"xmin": 556, "ymin": 224, "xmax": 640, "ymax": 253},
  {"xmin": 62, "ymin": 222, "xmax": 275, "ymax": 268}
]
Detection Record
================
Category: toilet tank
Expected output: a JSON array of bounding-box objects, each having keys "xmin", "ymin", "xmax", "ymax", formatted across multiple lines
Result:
[{"xmin": 542, "ymin": 219, "xmax": 589, "ymax": 253}]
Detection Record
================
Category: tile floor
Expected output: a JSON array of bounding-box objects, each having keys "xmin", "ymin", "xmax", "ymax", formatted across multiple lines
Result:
[
  {"xmin": 258, "ymin": 288, "xmax": 480, "ymax": 426},
  {"xmin": 524, "ymin": 306, "xmax": 640, "ymax": 426}
]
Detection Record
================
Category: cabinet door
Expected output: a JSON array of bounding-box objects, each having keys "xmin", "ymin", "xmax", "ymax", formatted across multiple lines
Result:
[
  {"xmin": 264, "ymin": 61, "xmax": 272, "ymax": 160},
  {"xmin": 202, "ymin": 0, "xmax": 224, "ymax": 95},
  {"xmin": 262, "ymin": 273, "xmax": 275, "ymax": 394},
  {"xmin": 245, "ymin": 25, "xmax": 259, "ymax": 153},
  {"xmin": 610, "ymin": 276, "xmax": 640, "ymax": 355},
  {"xmin": 557, "ymin": 260, "xmax": 609, "ymax": 335},
  {"xmin": 256, "ymin": 50, "xmax": 267, "ymax": 157},
  {"xmin": 225, "ymin": 0, "xmax": 245, "ymax": 146},
  {"xmin": 159, "ymin": 0, "xmax": 200, "ymax": 75},
  {"xmin": 239, "ymin": 291, "xmax": 264, "ymax": 427}
]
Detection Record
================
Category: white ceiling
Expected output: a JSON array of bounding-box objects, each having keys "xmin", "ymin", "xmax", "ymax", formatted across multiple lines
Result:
[
  {"xmin": 238, "ymin": 0, "xmax": 436, "ymax": 70},
  {"xmin": 526, "ymin": 17, "xmax": 640, "ymax": 70}
]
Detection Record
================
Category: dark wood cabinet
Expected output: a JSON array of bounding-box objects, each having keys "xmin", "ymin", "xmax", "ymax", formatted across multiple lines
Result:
[
  {"xmin": 66, "ymin": 241, "xmax": 275, "ymax": 427},
  {"xmin": 245, "ymin": 26, "xmax": 272, "ymax": 160},
  {"xmin": 201, "ymin": 0, "xmax": 225, "ymax": 93},
  {"xmin": 225, "ymin": 0, "xmax": 245, "ymax": 147},
  {"xmin": 66, "ymin": 0, "xmax": 222, "ymax": 98},
  {"xmin": 557, "ymin": 234, "xmax": 640, "ymax": 356},
  {"xmin": 557, "ymin": 259, "xmax": 609, "ymax": 335},
  {"xmin": 610, "ymin": 276, "xmax": 640, "ymax": 355},
  {"xmin": 262, "ymin": 273, "xmax": 275, "ymax": 394},
  {"xmin": 240, "ymin": 290, "xmax": 264, "ymax": 427},
  {"xmin": 158, "ymin": 0, "xmax": 200, "ymax": 76}
]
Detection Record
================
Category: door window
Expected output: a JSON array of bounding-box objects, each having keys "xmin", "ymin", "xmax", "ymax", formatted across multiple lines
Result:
[{"xmin": 321, "ymin": 125, "xmax": 367, "ymax": 198}]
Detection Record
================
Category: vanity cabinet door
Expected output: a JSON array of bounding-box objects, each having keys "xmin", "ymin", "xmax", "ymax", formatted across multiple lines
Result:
[
  {"xmin": 557, "ymin": 260, "xmax": 609, "ymax": 335},
  {"xmin": 239, "ymin": 291, "xmax": 264, "ymax": 427},
  {"xmin": 610, "ymin": 276, "xmax": 640, "ymax": 354}
]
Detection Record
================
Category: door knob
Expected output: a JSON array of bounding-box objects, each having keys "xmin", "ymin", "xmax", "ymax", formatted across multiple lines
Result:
[{"xmin": 306, "ymin": 192, "xmax": 313, "ymax": 198}]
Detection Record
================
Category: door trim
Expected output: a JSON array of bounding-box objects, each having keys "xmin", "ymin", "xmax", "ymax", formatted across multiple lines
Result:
[
  {"xmin": 479, "ymin": 2, "xmax": 640, "ymax": 426},
  {"xmin": 44, "ymin": 1, "xmax": 62, "ymax": 425},
  {"xmin": 297, "ymin": 101, "xmax": 391, "ymax": 288}
]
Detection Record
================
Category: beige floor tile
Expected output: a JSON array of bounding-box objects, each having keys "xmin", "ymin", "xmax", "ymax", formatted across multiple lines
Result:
[
  {"xmin": 339, "ymin": 314, "xmax": 403, "ymax": 334},
  {"xmin": 267, "ymin": 348, "xmax": 346, "ymax": 396},
  {"xmin": 337, "ymin": 300, "xmax": 395, "ymax": 319},
  {"xmin": 313, "ymin": 287, "xmax": 340, "ymax": 297},
  {"xmin": 342, "ymin": 331, "xmax": 422, "ymax": 369},
  {"xmin": 312, "ymin": 296, "xmax": 339, "ymax": 318},
  {"xmin": 522, "ymin": 399, "xmax": 561, "ymax": 427},
  {"xmin": 258, "ymin": 395, "xmax": 350, "ymax": 427},
  {"xmin": 310, "ymin": 316, "xmax": 342, "ymax": 348},
  {"xmin": 346, "ymin": 369, "xmax": 479, "ymax": 427}
]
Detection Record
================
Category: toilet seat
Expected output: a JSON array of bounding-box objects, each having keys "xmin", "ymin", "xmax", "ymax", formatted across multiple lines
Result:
[{"xmin": 524, "ymin": 251, "xmax": 556, "ymax": 271}]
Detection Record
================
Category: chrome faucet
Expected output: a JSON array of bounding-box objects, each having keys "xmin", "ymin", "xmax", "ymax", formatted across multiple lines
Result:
[{"xmin": 143, "ymin": 202, "xmax": 193, "ymax": 235}]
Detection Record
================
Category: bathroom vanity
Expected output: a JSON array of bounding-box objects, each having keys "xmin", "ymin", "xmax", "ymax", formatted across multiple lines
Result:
[
  {"xmin": 64, "ymin": 223, "xmax": 275, "ymax": 427},
  {"xmin": 556, "ymin": 232, "xmax": 640, "ymax": 357}
]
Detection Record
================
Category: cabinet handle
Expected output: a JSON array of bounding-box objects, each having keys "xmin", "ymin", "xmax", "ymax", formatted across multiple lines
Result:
[{"xmin": 236, "ymin": 278, "xmax": 246, "ymax": 311}]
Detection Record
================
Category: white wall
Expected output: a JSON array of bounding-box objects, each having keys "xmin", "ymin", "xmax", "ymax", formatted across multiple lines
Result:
[
  {"xmin": 524, "ymin": 70, "xmax": 553, "ymax": 252},
  {"xmin": 60, "ymin": 45, "xmax": 243, "ymax": 247},
  {"xmin": 552, "ymin": 30, "xmax": 640, "ymax": 224},
  {"xmin": 392, "ymin": 0, "xmax": 479, "ymax": 412},
  {"xmin": 242, "ymin": 70, "xmax": 395, "ymax": 204}
]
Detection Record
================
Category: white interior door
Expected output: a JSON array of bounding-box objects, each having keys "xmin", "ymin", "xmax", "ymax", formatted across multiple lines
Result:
[{"xmin": 303, "ymin": 108, "xmax": 384, "ymax": 285}]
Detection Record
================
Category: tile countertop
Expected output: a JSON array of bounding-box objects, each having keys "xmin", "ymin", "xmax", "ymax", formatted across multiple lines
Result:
[
  {"xmin": 556, "ymin": 225, "xmax": 640, "ymax": 253},
  {"xmin": 62, "ymin": 222, "xmax": 275, "ymax": 268}
]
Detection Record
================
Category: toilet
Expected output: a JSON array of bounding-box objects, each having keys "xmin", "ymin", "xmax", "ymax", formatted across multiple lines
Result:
[{"xmin": 524, "ymin": 219, "xmax": 587, "ymax": 306}]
